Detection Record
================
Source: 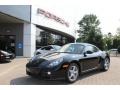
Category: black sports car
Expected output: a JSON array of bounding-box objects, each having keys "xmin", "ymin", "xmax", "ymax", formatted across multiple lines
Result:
[{"xmin": 26, "ymin": 43, "xmax": 110, "ymax": 83}]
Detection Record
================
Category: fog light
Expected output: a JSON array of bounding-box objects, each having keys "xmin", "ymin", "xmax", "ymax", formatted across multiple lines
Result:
[
  {"xmin": 47, "ymin": 72, "xmax": 51, "ymax": 75},
  {"xmin": 63, "ymin": 64, "xmax": 69, "ymax": 68}
]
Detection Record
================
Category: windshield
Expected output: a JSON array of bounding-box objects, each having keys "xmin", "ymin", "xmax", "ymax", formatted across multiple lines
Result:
[
  {"xmin": 54, "ymin": 46, "xmax": 61, "ymax": 50},
  {"xmin": 58, "ymin": 44, "xmax": 84, "ymax": 54}
]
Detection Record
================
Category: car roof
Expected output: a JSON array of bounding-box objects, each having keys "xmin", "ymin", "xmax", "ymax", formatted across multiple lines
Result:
[
  {"xmin": 49, "ymin": 45, "xmax": 61, "ymax": 47},
  {"xmin": 42, "ymin": 45, "xmax": 60, "ymax": 47},
  {"xmin": 41, "ymin": 45, "xmax": 61, "ymax": 48}
]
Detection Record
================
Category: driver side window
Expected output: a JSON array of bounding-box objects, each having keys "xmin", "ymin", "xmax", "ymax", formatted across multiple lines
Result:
[{"xmin": 84, "ymin": 46, "xmax": 94, "ymax": 54}]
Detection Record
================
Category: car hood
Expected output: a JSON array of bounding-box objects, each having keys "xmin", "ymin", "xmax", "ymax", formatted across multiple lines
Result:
[
  {"xmin": 35, "ymin": 49, "xmax": 55, "ymax": 55},
  {"xmin": 38, "ymin": 52, "xmax": 80, "ymax": 61},
  {"xmin": 29, "ymin": 52, "xmax": 80, "ymax": 67},
  {"xmin": 0, "ymin": 50, "xmax": 12, "ymax": 56}
]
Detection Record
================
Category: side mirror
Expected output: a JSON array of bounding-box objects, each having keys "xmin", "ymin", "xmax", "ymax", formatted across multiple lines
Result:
[
  {"xmin": 83, "ymin": 50, "xmax": 93, "ymax": 57},
  {"xmin": 83, "ymin": 52, "xmax": 87, "ymax": 57},
  {"xmin": 86, "ymin": 50, "xmax": 93, "ymax": 54}
]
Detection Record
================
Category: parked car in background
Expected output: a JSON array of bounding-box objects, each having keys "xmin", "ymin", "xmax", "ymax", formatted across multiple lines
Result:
[
  {"xmin": 109, "ymin": 49, "xmax": 118, "ymax": 51},
  {"xmin": 0, "ymin": 50, "xmax": 15, "ymax": 62},
  {"xmin": 26, "ymin": 43, "xmax": 110, "ymax": 83},
  {"xmin": 34, "ymin": 45, "xmax": 61, "ymax": 56},
  {"xmin": 109, "ymin": 49, "xmax": 118, "ymax": 56}
]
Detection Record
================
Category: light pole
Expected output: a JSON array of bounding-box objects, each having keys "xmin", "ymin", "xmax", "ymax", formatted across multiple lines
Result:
[
  {"xmin": 74, "ymin": 24, "xmax": 79, "ymax": 43},
  {"xmin": 74, "ymin": 30, "xmax": 78, "ymax": 43},
  {"xmin": 106, "ymin": 44, "xmax": 108, "ymax": 51}
]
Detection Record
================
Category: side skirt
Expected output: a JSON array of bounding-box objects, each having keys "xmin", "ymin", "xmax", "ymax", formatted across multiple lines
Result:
[{"xmin": 81, "ymin": 66, "xmax": 99, "ymax": 74}]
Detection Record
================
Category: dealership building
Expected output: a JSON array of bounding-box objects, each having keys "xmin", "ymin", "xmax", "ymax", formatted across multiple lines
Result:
[{"xmin": 0, "ymin": 5, "xmax": 75, "ymax": 57}]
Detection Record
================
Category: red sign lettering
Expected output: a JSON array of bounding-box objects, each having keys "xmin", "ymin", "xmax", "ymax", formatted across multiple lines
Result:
[{"xmin": 37, "ymin": 8, "xmax": 69, "ymax": 27}]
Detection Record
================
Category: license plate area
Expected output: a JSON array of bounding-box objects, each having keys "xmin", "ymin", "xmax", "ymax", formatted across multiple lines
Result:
[
  {"xmin": 6, "ymin": 56, "xmax": 10, "ymax": 59},
  {"xmin": 27, "ymin": 68, "xmax": 40, "ymax": 75}
]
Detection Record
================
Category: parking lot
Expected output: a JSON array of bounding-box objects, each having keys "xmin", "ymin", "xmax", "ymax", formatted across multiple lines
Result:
[{"xmin": 0, "ymin": 57, "xmax": 120, "ymax": 85}]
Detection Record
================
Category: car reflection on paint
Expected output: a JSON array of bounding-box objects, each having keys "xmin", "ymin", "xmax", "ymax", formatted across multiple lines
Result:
[
  {"xmin": 34, "ymin": 45, "xmax": 61, "ymax": 56},
  {"xmin": 26, "ymin": 43, "xmax": 110, "ymax": 83}
]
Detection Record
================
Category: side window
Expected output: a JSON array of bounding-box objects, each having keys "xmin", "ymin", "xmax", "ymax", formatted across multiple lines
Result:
[
  {"xmin": 93, "ymin": 46, "xmax": 99, "ymax": 52},
  {"xmin": 85, "ymin": 46, "xmax": 93, "ymax": 52},
  {"xmin": 84, "ymin": 45, "xmax": 99, "ymax": 54}
]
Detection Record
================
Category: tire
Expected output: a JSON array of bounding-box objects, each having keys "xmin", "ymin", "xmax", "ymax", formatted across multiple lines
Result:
[
  {"xmin": 26, "ymin": 70, "xmax": 39, "ymax": 79},
  {"xmin": 65, "ymin": 63, "xmax": 79, "ymax": 83},
  {"xmin": 26, "ymin": 70, "xmax": 31, "ymax": 76},
  {"xmin": 101, "ymin": 58, "xmax": 110, "ymax": 71}
]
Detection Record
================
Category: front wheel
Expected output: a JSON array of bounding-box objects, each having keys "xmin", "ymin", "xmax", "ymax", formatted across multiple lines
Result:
[
  {"xmin": 101, "ymin": 58, "xmax": 110, "ymax": 71},
  {"xmin": 65, "ymin": 63, "xmax": 79, "ymax": 83}
]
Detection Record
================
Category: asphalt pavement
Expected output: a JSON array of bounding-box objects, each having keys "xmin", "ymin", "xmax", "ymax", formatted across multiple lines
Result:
[{"xmin": 0, "ymin": 57, "xmax": 120, "ymax": 85}]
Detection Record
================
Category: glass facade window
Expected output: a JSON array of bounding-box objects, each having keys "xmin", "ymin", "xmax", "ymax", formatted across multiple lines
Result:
[
  {"xmin": 0, "ymin": 35, "xmax": 15, "ymax": 54},
  {"xmin": 36, "ymin": 27, "xmax": 69, "ymax": 49}
]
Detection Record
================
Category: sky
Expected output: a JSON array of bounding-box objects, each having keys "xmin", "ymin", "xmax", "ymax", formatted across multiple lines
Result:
[
  {"xmin": 1, "ymin": 0, "xmax": 120, "ymax": 35},
  {"xmin": 30, "ymin": 0, "xmax": 120, "ymax": 35}
]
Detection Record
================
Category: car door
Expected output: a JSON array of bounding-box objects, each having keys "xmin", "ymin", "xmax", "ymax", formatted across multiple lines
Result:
[{"xmin": 80, "ymin": 45, "xmax": 100, "ymax": 72}]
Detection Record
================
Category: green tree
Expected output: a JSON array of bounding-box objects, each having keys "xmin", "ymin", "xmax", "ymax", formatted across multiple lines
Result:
[
  {"xmin": 103, "ymin": 30, "xmax": 120, "ymax": 50},
  {"xmin": 117, "ymin": 27, "xmax": 120, "ymax": 36},
  {"xmin": 77, "ymin": 14, "xmax": 105, "ymax": 50},
  {"xmin": 112, "ymin": 35, "xmax": 120, "ymax": 49},
  {"xmin": 103, "ymin": 33, "xmax": 113, "ymax": 50}
]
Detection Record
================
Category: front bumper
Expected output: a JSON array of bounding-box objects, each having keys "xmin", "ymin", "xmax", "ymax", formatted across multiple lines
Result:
[
  {"xmin": 0, "ymin": 55, "xmax": 11, "ymax": 61},
  {"xmin": 26, "ymin": 66, "xmax": 67, "ymax": 80}
]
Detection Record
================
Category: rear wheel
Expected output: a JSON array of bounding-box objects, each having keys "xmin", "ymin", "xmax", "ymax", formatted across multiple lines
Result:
[
  {"xmin": 66, "ymin": 63, "xmax": 79, "ymax": 83},
  {"xmin": 101, "ymin": 58, "xmax": 110, "ymax": 71}
]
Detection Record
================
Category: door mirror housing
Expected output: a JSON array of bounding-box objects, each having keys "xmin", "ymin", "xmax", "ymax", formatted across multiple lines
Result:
[
  {"xmin": 86, "ymin": 50, "xmax": 93, "ymax": 54},
  {"xmin": 83, "ymin": 50, "xmax": 93, "ymax": 57},
  {"xmin": 83, "ymin": 52, "xmax": 87, "ymax": 57}
]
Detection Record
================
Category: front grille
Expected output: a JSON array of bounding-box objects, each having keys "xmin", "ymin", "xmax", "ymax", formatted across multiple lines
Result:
[{"xmin": 27, "ymin": 59, "xmax": 46, "ymax": 67}]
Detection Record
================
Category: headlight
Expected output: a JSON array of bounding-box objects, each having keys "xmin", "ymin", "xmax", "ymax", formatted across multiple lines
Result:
[
  {"xmin": 1, "ymin": 55, "xmax": 4, "ymax": 57},
  {"xmin": 48, "ymin": 58, "xmax": 63, "ymax": 67},
  {"xmin": 29, "ymin": 56, "xmax": 37, "ymax": 62},
  {"xmin": 30, "ymin": 55, "xmax": 41, "ymax": 61}
]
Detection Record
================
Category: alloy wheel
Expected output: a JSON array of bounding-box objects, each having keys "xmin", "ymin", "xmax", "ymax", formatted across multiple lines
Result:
[
  {"xmin": 104, "ymin": 58, "xmax": 110, "ymax": 70},
  {"xmin": 67, "ymin": 64, "xmax": 79, "ymax": 82}
]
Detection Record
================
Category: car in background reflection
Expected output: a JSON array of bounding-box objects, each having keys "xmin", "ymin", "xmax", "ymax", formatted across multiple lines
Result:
[
  {"xmin": 34, "ymin": 45, "xmax": 61, "ymax": 56},
  {"xmin": 0, "ymin": 50, "xmax": 15, "ymax": 62},
  {"xmin": 26, "ymin": 43, "xmax": 110, "ymax": 83}
]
